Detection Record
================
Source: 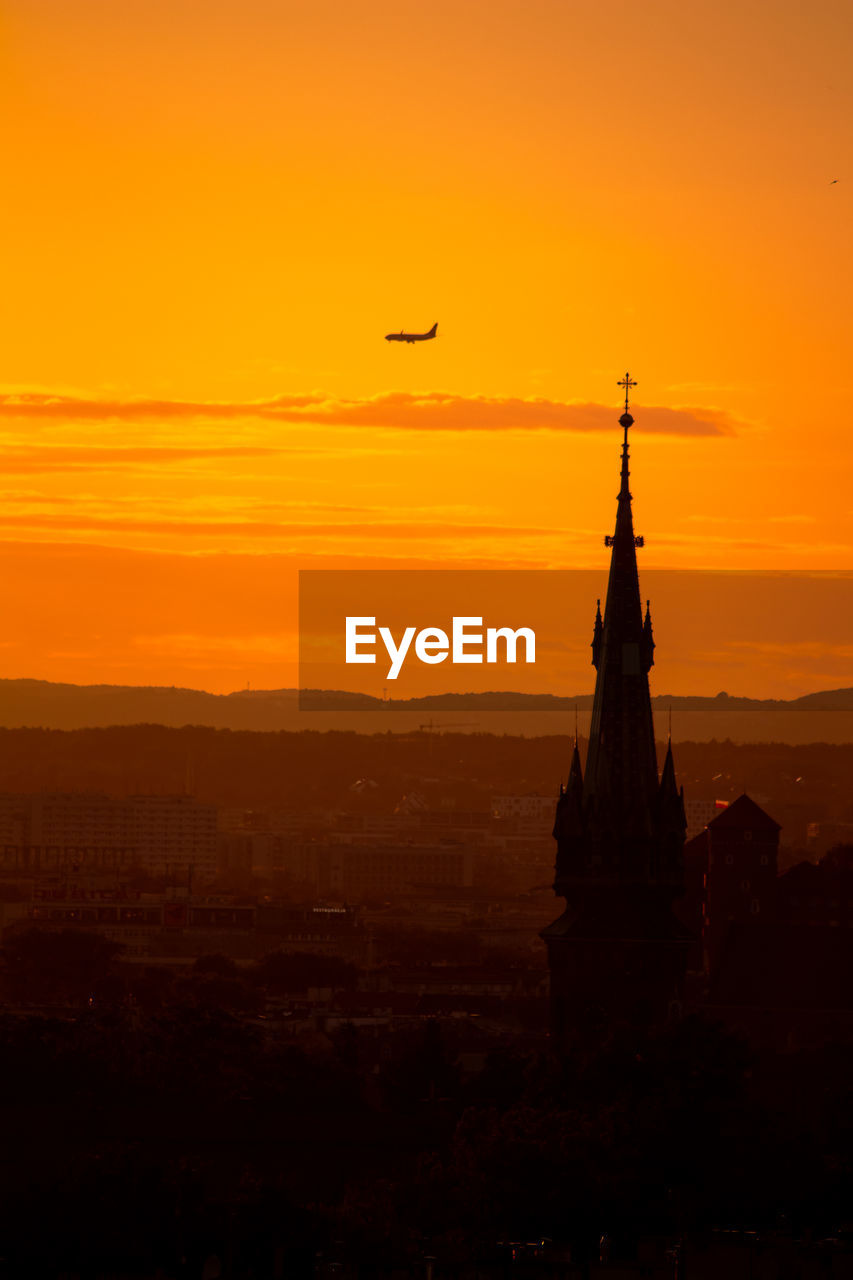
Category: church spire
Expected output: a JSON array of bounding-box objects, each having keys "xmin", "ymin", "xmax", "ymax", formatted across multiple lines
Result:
[
  {"xmin": 543, "ymin": 372, "xmax": 690, "ymax": 1043},
  {"xmin": 582, "ymin": 375, "xmax": 658, "ymax": 839}
]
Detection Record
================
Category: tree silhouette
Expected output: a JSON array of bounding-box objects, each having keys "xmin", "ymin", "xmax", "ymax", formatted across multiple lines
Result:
[{"xmin": 2, "ymin": 927, "xmax": 123, "ymax": 1004}]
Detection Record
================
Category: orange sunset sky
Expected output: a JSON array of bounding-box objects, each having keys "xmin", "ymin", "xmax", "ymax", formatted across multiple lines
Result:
[{"xmin": 0, "ymin": 0, "xmax": 851, "ymax": 698}]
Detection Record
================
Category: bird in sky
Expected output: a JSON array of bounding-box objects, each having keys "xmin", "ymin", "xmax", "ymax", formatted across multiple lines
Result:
[{"xmin": 830, "ymin": 178, "xmax": 839, "ymax": 184}]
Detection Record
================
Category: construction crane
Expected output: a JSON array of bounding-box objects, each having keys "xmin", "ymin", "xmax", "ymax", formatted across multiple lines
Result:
[
  {"xmin": 418, "ymin": 720, "xmax": 480, "ymax": 734},
  {"xmin": 416, "ymin": 718, "xmax": 480, "ymax": 758}
]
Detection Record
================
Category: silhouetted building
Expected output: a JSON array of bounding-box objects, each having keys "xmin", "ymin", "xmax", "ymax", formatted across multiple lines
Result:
[
  {"xmin": 328, "ymin": 843, "xmax": 473, "ymax": 899},
  {"xmin": 0, "ymin": 792, "xmax": 218, "ymax": 880},
  {"xmin": 706, "ymin": 921, "xmax": 853, "ymax": 1049},
  {"xmin": 682, "ymin": 792, "xmax": 780, "ymax": 973},
  {"xmin": 492, "ymin": 794, "xmax": 555, "ymax": 821},
  {"xmin": 778, "ymin": 842, "xmax": 853, "ymax": 928},
  {"xmin": 695, "ymin": 828, "xmax": 853, "ymax": 1049},
  {"xmin": 12, "ymin": 890, "xmax": 361, "ymax": 960},
  {"xmin": 542, "ymin": 382, "xmax": 690, "ymax": 1044}
]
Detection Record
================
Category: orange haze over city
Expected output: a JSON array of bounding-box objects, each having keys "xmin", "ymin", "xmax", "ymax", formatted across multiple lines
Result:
[{"xmin": 0, "ymin": 0, "xmax": 851, "ymax": 697}]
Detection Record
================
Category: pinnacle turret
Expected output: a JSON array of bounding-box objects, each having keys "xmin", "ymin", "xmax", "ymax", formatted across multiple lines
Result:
[
  {"xmin": 659, "ymin": 736, "xmax": 677, "ymax": 793},
  {"xmin": 554, "ymin": 739, "xmax": 584, "ymax": 843},
  {"xmin": 641, "ymin": 599, "xmax": 655, "ymax": 672},
  {"xmin": 591, "ymin": 599, "xmax": 603, "ymax": 669}
]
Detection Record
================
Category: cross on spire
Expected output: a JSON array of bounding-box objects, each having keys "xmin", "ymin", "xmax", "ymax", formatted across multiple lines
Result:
[{"xmin": 618, "ymin": 372, "xmax": 637, "ymax": 415}]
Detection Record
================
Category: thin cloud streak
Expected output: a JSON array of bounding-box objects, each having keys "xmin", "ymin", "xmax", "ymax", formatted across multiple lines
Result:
[
  {"xmin": 0, "ymin": 513, "xmax": 583, "ymax": 539},
  {"xmin": 0, "ymin": 445, "xmax": 279, "ymax": 473},
  {"xmin": 0, "ymin": 392, "xmax": 737, "ymax": 437}
]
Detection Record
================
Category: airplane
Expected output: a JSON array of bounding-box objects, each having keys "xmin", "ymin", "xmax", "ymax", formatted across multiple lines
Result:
[{"xmin": 385, "ymin": 322, "xmax": 438, "ymax": 344}]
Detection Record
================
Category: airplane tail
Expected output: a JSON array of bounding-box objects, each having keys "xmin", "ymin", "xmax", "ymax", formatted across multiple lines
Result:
[{"xmin": 428, "ymin": 323, "xmax": 438, "ymax": 337}]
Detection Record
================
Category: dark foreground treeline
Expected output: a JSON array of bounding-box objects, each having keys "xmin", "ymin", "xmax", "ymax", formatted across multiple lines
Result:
[
  {"xmin": 0, "ymin": 724, "xmax": 849, "ymax": 831},
  {"xmin": 1, "ymin": 984, "xmax": 853, "ymax": 1274}
]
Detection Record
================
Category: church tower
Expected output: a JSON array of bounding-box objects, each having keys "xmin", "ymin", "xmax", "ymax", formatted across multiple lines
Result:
[{"xmin": 542, "ymin": 375, "xmax": 690, "ymax": 1045}]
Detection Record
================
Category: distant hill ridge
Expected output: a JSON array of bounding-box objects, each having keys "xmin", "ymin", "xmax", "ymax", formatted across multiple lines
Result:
[
  {"xmin": 0, "ymin": 678, "xmax": 851, "ymax": 743},
  {"xmin": 298, "ymin": 687, "xmax": 853, "ymax": 712}
]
